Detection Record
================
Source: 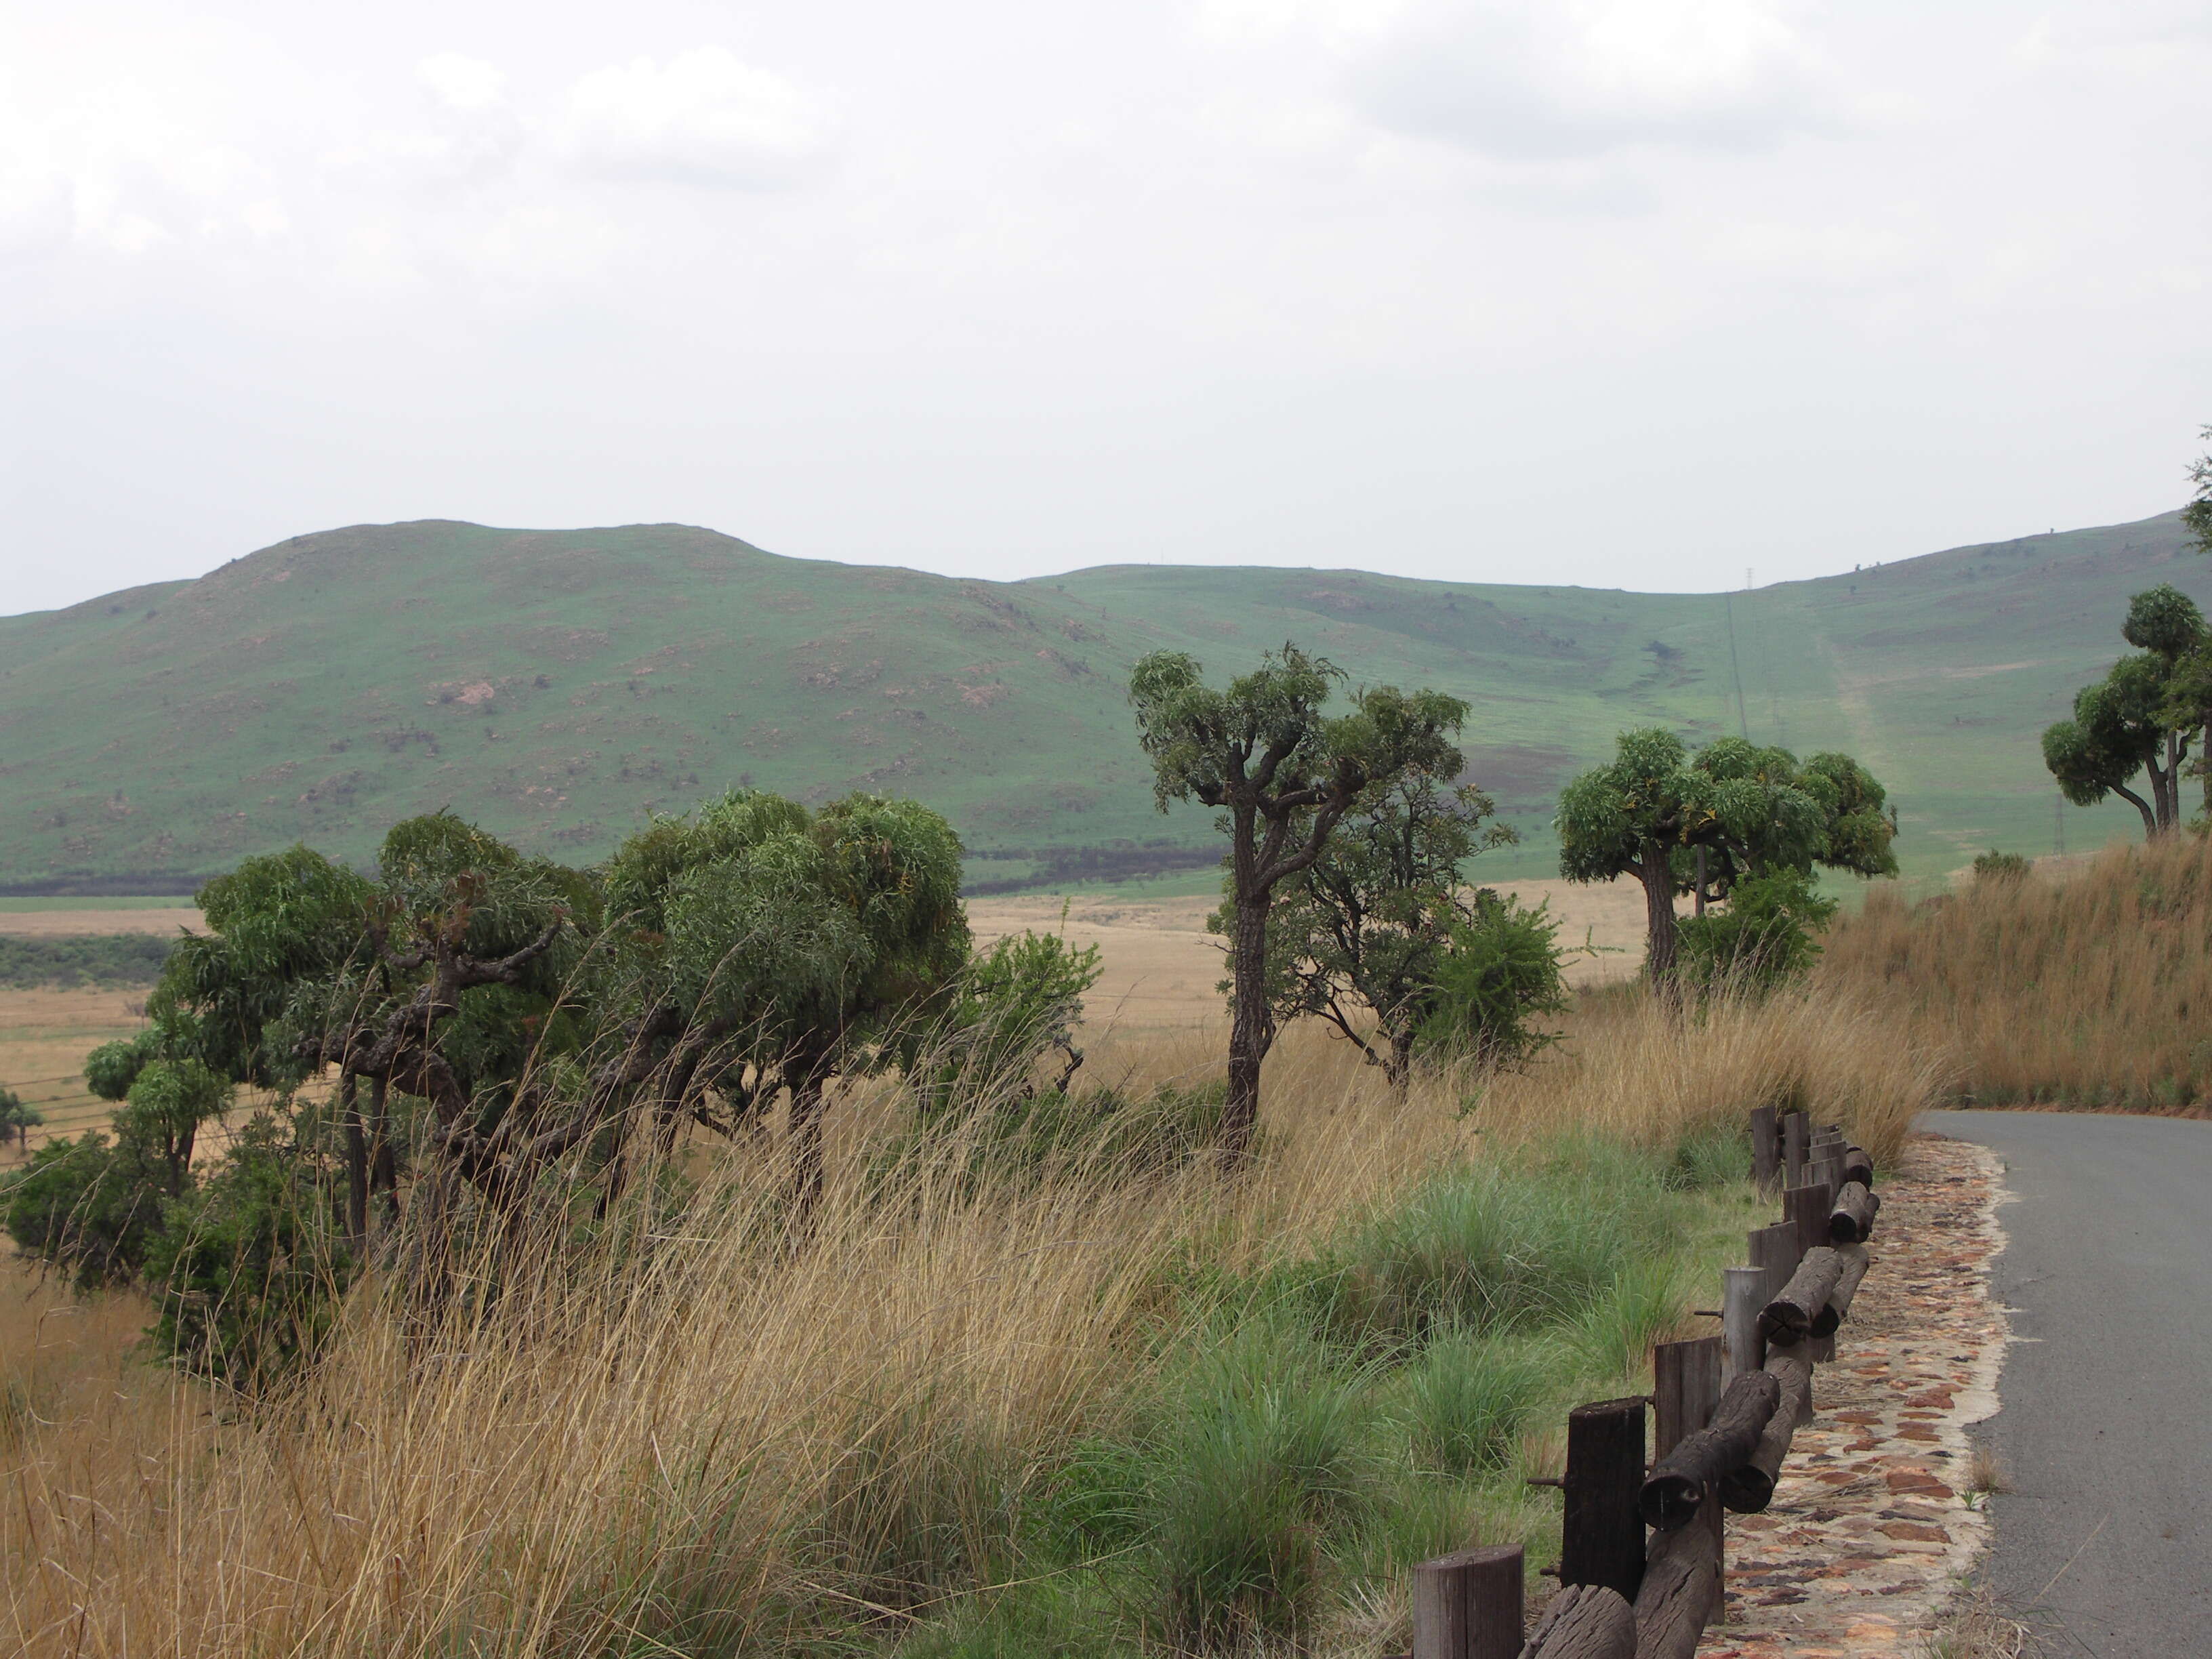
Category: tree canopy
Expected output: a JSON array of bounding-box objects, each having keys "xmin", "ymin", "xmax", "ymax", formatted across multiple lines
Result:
[
  {"xmin": 2043, "ymin": 587, "xmax": 2205, "ymax": 835},
  {"xmin": 1237, "ymin": 775, "xmax": 1518, "ymax": 1090},
  {"xmin": 1555, "ymin": 731, "xmax": 1896, "ymax": 979}
]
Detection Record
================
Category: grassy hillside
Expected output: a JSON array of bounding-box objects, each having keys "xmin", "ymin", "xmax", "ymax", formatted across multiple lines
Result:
[{"xmin": 0, "ymin": 512, "xmax": 2201, "ymax": 890}]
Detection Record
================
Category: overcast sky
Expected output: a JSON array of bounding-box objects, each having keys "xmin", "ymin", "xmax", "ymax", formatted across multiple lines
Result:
[{"xmin": 3, "ymin": 1, "xmax": 2206, "ymax": 615}]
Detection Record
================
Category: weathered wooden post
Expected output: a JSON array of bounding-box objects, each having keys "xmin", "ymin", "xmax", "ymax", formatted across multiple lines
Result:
[
  {"xmin": 1722, "ymin": 1266, "xmax": 1765, "ymax": 1379},
  {"xmin": 1560, "ymin": 1396, "xmax": 1647, "ymax": 1602},
  {"xmin": 1651, "ymin": 1335, "xmax": 1726, "ymax": 1628},
  {"xmin": 1748, "ymin": 1221, "xmax": 1799, "ymax": 1295},
  {"xmin": 1783, "ymin": 1182, "xmax": 1830, "ymax": 1265},
  {"xmin": 1782, "ymin": 1110, "xmax": 1809, "ymax": 1187},
  {"xmin": 1411, "ymin": 1543, "xmax": 1523, "ymax": 1659},
  {"xmin": 1748, "ymin": 1103, "xmax": 1779, "ymax": 1194}
]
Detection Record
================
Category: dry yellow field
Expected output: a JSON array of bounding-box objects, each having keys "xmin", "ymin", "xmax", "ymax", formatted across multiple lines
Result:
[
  {"xmin": 0, "ymin": 987, "xmax": 147, "ymax": 1162},
  {"xmin": 0, "ymin": 906, "xmax": 203, "ymax": 937},
  {"xmin": 968, "ymin": 874, "xmax": 1659, "ymax": 1033}
]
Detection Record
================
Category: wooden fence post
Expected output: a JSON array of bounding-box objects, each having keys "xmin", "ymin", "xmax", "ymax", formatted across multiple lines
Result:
[
  {"xmin": 1784, "ymin": 1183, "xmax": 1831, "ymax": 1265},
  {"xmin": 1412, "ymin": 1544, "xmax": 1523, "ymax": 1659},
  {"xmin": 1652, "ymin": 1336, "xmax": 1726, "ymax": 1627},
  {"xmin": 1560, "ymin": 1396, "xmax": 1647, "ymax": 1602},
  {"xmin": 1748, "ymin": 1221, "xmax": 1799, "ymax": 1294},
  {"xmin": 1722, "ymin": 1266, "xmax": 1765, "ymax": 1380},
  {"xmin": 1782, "ymin": 1111, "xmax": 1809, "ymax": 1188},
  {"xmin": 1749, "ymin": 1104, "xmax": 1779, "ymax": 1194}
]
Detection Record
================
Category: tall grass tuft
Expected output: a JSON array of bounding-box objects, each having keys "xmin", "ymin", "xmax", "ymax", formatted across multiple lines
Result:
[{"xmin": 1819, "ymin": 835, "xmax": 2212, "ymax": 1111}]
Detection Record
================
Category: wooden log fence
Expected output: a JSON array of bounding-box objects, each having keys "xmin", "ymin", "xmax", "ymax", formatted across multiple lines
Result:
[{"xmin": 1408, "ymin": 1109, "xmax": 1890, "ymax": 1659}]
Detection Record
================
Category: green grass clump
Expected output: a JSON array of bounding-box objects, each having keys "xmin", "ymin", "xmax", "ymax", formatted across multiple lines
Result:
[
  {"xmin": 890, "ymin": 1128, "xmax": 1763, "ymax": 1657},
  {"xmin": 1399, "ymin": 1330, "xmax": 1555, "ymax": 1477}
]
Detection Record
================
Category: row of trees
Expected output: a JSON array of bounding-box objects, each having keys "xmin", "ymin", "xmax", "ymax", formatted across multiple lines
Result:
[
  {"xmin": 6, "ymin": 642, "xmax": 1899, "ymax": 1384},
  {"xmin": 4, "ymin": 792, "xmax": 1107, "ymax": 1378},
  {"xmin": 1130, "ymin": 646, "xmax": 1898, "ymax": 1153}
]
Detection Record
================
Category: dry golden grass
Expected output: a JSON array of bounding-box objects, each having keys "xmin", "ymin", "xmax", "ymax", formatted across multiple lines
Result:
[
  {"xmin": 0, "ymin": 973, "xmax": 1939, "ymax": 1659},
  {"xmin": 1819, "ymin": 834, "xmax": 2212, "ymax": 1111}
]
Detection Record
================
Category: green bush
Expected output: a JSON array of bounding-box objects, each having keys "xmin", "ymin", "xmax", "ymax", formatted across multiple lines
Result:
[
  {"xmin": 1676, "ymin": 869, "xmax": 1837, "ymax": 991},
  {"xmin": 1, "ymin": 1130, "xmax": 167, "ymax": 1288},
  {"xmin": 0, "ymin": 934, "xmax": 175, "ymax": 989},
  {"xmin": 1413, "ymin": 895, "xmax": 1572, "ymax": 1071},
  {"xmin": 142, "ymin": 1113, "xmax": 354, "ymax": 1390},
  {"xmin": 1972, "ymin": 848, "xmax": 2032, "ymax": 882}
]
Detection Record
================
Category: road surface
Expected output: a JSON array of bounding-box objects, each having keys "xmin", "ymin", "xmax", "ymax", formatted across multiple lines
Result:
[{"xmin": 1921, "ymin": 1109, "xmax": 2212, "ymax": 1656}]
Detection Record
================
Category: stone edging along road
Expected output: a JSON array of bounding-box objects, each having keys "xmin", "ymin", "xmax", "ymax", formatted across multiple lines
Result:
[{"xmin": 1698, "ymin": 1132, "xmax": 2007, "ymax": 1658}]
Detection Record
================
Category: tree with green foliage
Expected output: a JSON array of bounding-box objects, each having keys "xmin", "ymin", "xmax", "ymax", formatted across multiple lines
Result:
[
  {"xmin": 120, "ymin": 1058, "xmax": 227, "ymax": 1198},
  {"xmin": 1235, "ymin": 775, "xmax": 1517, "ymax": 1090},
  {"xmin": 0, "ymin": 1088, "xmax": 41, "ymax": 1153},
  {"xmin": 597, "ymin": 789, "xmax": 971, "ymax": 1210},
  {"xmin": 1555, "ymin": 731, "xmax": 1896, "ymax": 982},
  {"xmin": 2186, "ymin": 425, "xmax": 2212, "ymax": 556},
  {"xmin": 2043, "ymin": 590, "xmax": 2205, "ymax": 836},
  {"xmin": 1129, "ymin": 644, "xmax": 1468, "ymax": 1160}
]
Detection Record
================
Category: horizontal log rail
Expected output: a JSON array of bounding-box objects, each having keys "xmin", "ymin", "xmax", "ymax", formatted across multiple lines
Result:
[{"xmin": 1410, "ymin": 1108, "xmax": 1894, "ymax": 1659}]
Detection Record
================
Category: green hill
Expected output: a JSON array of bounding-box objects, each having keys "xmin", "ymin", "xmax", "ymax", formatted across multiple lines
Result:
[{"xmin": 0, "ymin": 512, "xmax": 2201, "ymax": 892}]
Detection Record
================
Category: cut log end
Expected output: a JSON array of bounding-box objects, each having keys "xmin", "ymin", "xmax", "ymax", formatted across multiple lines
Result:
[
  {"xmin": 1758, "ymin": 1245, "xmax": 1844, "ymax": 1345},
  {"xmin": 1828, "ymin": 1181, "xmax": 1879, "ymax": 1244}
]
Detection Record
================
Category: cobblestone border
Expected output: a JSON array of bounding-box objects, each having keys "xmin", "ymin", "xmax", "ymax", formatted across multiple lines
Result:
[{"xmin": 1699, "ymin": 1132, "xmax": 2009, "ymax": 1658}]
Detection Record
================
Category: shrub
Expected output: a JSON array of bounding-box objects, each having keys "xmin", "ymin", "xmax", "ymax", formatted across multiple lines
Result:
[
  {"xmin": 1412, "ymin": 895, "xmax": 1572, "ymax": 1071},
  {"xmin": 1, "ymin": 1130, "xmax": 167, "ymax": 1288},
  {"xmin": 1677, "ymin": 869, "xmax": 1837, "ymax": 991},
  {"xmin": 142, "ymin": 1114, "xmax": 354, "ymax": 1390},
  {"xmin": 0, "ymin": 934, "xmax": 174, "ymax": 989},
  {"xmin": 1972, "ymin": 848, "xmax": 2031, "ymax": 882}
]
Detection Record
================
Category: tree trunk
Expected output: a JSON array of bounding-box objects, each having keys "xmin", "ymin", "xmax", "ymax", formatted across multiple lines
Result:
[
  {"xmin": 340, "ymin": 1072, "xmax": 368, "ymax": 1250},
  {"xmin": 1637, "ymin": 851, "xmax": 1679, "ymax": 983},
  {"xmin": 2115, "ymin": 782, "xmax": 2157, "ymax": 840},
  {"xmin": 789, "ymin": 1071, "xmax": 829, "ymax": 1221},
  {"xmin": 1385, "ymin": 1025, "xmax": 1415, "ymax": 1096},
  {"xmin": 367, "ymin": 1076, "xmax": 397, "ymax": 1231},
  {"xmin": 1223, "ymin": 874, "xmax": 1272, "ymax": 1166}
]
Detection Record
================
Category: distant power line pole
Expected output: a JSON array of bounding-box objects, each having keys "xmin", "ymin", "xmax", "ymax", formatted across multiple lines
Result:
[{"xmin": 1722, "ymin": 593, "xmax": 1750, "ymax": 740}]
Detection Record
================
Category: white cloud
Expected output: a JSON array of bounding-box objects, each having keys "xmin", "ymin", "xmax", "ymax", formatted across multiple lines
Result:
[
  {"xmin": 417, "ymin": 52, "xmax": 508, "ymax": 112},
  {"xmin": 1340, "ymin": 0, "xmax": 1839, "ymax": 159},
  {"xmin": 562, "ymin": 47, "xmax": 834, "ymax": 188}
]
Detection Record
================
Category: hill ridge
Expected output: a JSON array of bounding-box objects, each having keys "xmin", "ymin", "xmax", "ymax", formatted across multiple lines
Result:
[{"xmin": 0, "ymin": 510, "xmax": 2200, "ymax": 892}]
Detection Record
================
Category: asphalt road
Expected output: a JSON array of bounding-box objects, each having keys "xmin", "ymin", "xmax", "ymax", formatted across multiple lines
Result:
[{"xmin": 1921, "ymin": 1109, "xmax": 2212, "ymax": 1656}]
